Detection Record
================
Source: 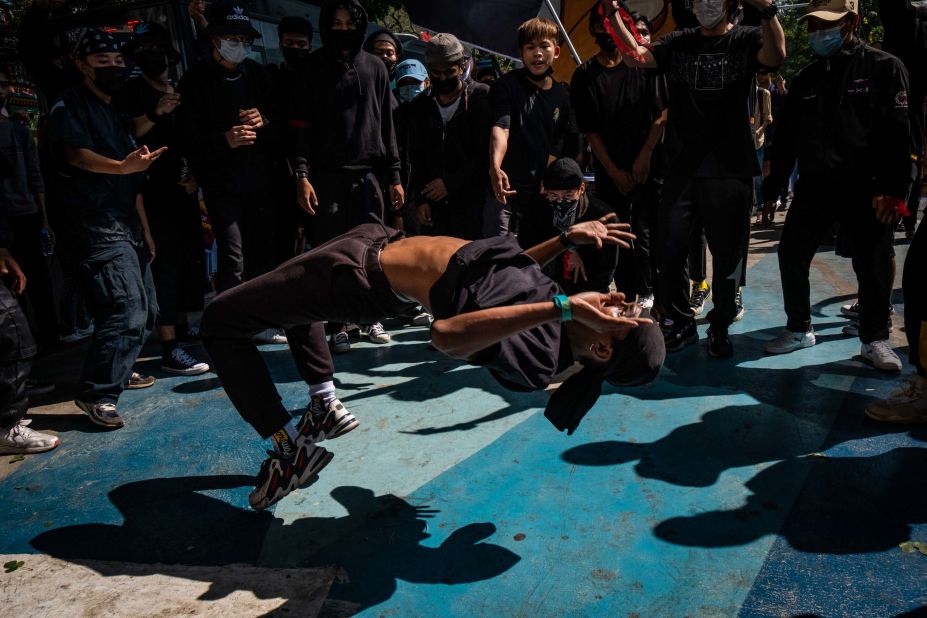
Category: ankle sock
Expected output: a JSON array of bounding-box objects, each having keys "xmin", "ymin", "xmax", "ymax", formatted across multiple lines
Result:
[
  {"xmin": 309, "ymin": 381, "xmax": 336, "ymax": 406},
  {"xmin": 271, "ymin": 421, "xmax": 300, "ymax": 458}
]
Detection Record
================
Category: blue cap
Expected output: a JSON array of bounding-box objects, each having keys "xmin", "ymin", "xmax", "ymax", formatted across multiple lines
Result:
[{"xmin": 394, "ymin": 59, "xmax": 427, "ymax": 83}]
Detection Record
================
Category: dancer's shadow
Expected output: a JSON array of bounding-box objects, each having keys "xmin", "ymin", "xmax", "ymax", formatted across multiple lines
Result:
[{"xmin": 30, "ymin": 475, "xmax": 519, "ymax": 613}]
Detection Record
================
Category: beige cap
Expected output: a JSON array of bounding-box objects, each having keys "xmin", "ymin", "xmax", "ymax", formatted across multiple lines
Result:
[{"xmin": 800, "ymin": 0, "xmax": 858, "ymax": 22}]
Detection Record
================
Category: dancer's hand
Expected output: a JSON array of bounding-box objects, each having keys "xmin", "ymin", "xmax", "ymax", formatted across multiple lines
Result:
[
  {"xmin": 566, "ymin": 213, "xmax": 635, "ymax": 249},
  {"xmin": 570, "ymin": 291, "xmax": 652, "ymax": 335}
]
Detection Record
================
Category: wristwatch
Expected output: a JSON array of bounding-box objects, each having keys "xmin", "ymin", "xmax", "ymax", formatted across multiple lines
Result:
[{"xmin": 559, "ymin": 231, "xmax": 577, "ymax": 250}]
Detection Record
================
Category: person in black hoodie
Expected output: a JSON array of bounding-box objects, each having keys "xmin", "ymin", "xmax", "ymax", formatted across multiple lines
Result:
[
  {"xmin": 408, "ymin": 33, "xmax": 490, "ymax": 241},
  {"xmin": 177, "ymin": 2, "xmax": 278, "ymax": 295},
  {"xmin": 289, "ymin": 0, "xmax": 403, "ymax": 355}
]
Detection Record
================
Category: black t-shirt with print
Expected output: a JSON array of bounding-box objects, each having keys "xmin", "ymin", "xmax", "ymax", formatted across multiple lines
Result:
[
  {"xmin": 651, "ymin": 26, "xmax": 764, "ymax": 180},
  {"xmin": 490, "ymin": 69, "xmax": 572, "ymax": 190}
]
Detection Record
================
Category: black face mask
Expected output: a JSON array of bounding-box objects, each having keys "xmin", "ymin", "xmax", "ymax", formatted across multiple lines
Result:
[
  {"xmin": 135, "ymin": 51, "xmax": 169, "ymax": 79},
  {"xmin": 595, "ymin": 33, "xmax": 617, "ymax": 52},
  {"xmin": 282, "ymin": 46, "xmax": 311, "ymax": 66},
  {"xmin": 432, "ymin": 75, "xmax": 460, "ymax": 96},
  {"xmin": 92, "ymin": 65, "xmax": 129, "ymax": 95},
  {"xmin": 525, "ymin": 66, "xmax": 554, "ymax": 82},
  {"xmin": 551, "ymin": 198, "xmax": 580, "ymax": 232},
  {"xmin": 329, "ymin": 29, "xmax": 363, "ymax": 53},
  {"xmin": 382, "ymin": 57, "xmax": 397, "ymax": 75}
]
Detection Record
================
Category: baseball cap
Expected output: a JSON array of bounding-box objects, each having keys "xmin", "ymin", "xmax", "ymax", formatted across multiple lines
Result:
[
  {"xmin": 544, "ymin": 158, "xmax": 584, "ymax": 191},
  {"xmin": 800, "ymin": 0, "xmax": 858, "ymax": 22},
  {"xmin": 122, "ymin": 23, "xmax": 181, "ymax": 64},
  {"xmin": 394, "ymin": 59, "xmax": 427, "ymax": 83},
  {"xmin": 207, "ymin": 2, "xmax": 262, "ymax": 38}
]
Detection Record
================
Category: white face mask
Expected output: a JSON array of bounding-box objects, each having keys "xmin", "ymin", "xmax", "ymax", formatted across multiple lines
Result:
[
  {"xmin": 397, "ymin": 83, "xmax": 424, "ymax": 103},
  {"xmin": 217, "ymin": 39, "xmax": 250, "ymax": 64},
  {"xmin": 693, "ymin": 0, "xmax": 727, "ymax": 29}
]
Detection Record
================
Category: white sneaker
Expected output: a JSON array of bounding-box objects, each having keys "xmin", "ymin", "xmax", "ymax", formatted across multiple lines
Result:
[
  {"xmin": 0, "ymin": 419, "xmax": 60, "ymax": 454},
  {"xmin": 765, "ymin": 329, "xmax": 816, "ymax": 354},
  {"xmin": 860, "ymin": 340, "xmax": 902, "ymax": 372},
  {"xmin": 253, "ymin": 328, "xmax": 288, "ymax": 345},
  {"xmin": 410, "ymin": 312, "xmax": 433, "ymax": 327},
  {"xmin": 362, "ymin": 322, "xmax": 391, "ymax": 344},
  {"xmin": 638, "ymin": 294, "xmax": 655, "ymax": 310},
  {"xmin": 866, "ymin": 374, "xmax": 927, "ymax": 424},
  {"xmin": 329, "ymin": 330, "xmax": 351, "ymax": 353}
]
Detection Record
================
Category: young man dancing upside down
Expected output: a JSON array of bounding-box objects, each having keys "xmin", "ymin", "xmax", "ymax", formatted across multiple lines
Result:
[{"xmin": 201, "ymin": 215, "xmax": 665, "ymax": 509}]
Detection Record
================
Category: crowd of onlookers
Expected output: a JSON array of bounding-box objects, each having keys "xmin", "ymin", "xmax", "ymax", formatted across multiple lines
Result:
[{"xmin": 0, "ymin": 0, "xmax": 924, "ymax": 455}]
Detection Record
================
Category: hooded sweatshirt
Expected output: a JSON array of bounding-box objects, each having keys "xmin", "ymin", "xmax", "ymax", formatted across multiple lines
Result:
[{"xmin": 289, "ymin": 0, "xmax": 401, "ymax": 185}]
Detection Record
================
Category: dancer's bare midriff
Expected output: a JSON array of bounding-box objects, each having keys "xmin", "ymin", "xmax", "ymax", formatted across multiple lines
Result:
[{"xmin": 379, "ymin": 236, "xmax": 469, "ymax": 313}]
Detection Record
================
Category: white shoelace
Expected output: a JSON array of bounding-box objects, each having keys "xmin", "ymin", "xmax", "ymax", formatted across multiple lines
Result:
[{"xmin": 368, "ymin": 323, "xmax": 386, "ymax": 337}]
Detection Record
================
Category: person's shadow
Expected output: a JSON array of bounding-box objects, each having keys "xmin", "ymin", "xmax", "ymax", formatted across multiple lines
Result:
[{"xmin": 30, "ymin": 476, "xmax": 520, "ymax": 613}]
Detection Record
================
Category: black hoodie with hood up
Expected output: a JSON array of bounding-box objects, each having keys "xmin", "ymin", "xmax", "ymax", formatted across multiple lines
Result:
[{"xmin": 289, "ymin": 0, "xmax": 400, "ymax": 185}]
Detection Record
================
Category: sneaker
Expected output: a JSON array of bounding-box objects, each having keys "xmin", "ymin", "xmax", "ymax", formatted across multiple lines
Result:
[
  {"xmin": 162, "ymin": 347, "xmax": 210, "ymax": 376},
  {"xmin": 74, "ymin": 400, "xmax": 125, "ymax": 429},
  {"xmin": 0, "ymin": 419, "xmax": 60, "ymax": 454},
  {"xmin": 25, "ymin": 380, "xmax": 55, "ymax": 396},
  {"xmin": 707, "ymin": 327, "xmax": 733, "ymax": 358},
  {"xmin": 664, "ymin": 320, "xmax": 698, "ymax": 352},
  {"xmin": 841, "ymin": 321, "xmax": 894, "ymax": 338},
  {"xmin": 765, "ymin": 329, "xmax": 816, "ymax": 354},
  {"xmin": 253, "ymin": 328, "xmax": 288, "ymax": 345},
  {"xmin": 125, "ymin": 372, "xmax": 156, "ymax": 389},
  {"xmin": 639, "ymin": 294, "xmax": 655, "ymax": 310},
  {"xmin": 689, "ymin": 283, "xmax": 711, "ymax": 316},
  {"xmin": 860, "ymin": 340, "xmax": 902, "ymax": 372},
  {"xmin": 248, "ymin": 444, "xmax": 333, "ymax": 511},
  {"xmin": 734, "ymin": 289, "xmax": 745, "ymax": 322},
  {"xmin": 362, "ymin": 322, "xmax": 391, "ymax": 344},
  {"xmin": 840, "ymin": 302, "xmax": 860, "ymax": 320},
  {"xmin": 865, "ymin": 374, "xmax": 927, "ymax": 424},
  {"xmin": 329, "ymin": 330, "xmax": 351, "ymax": 353},
  {"xmin": 410, "ymin": 312, "xmax": 433, "ymax": 327},
  {"xmin": 297, "ymin": 396, "xmax": 359, "ymax": 443}
]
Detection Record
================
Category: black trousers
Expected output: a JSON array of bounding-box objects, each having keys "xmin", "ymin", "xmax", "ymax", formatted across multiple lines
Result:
[
  {"xmin": 598, "ymin": 179, "xmax": 661, "ymax": 299},
  {"xmin": 903, "ymin": 212, "xmax": 925, "ymax": 376},
  {"xmin": 659, "ymin": 177, "xmax": 752, "ymax": 330},
  {"xmin": 9, "ymin": 213, "xmax": 58, "ymax": 347},
  {"xmin": 778, "ymin": 180, "xmax": 894, "ymax": 343},
  {"xmin": 0, "ymin": 280, "xmax": 36, "ymax": 428},
  {"xmin": 202, "ymin": 187, "xmax": 275, "ymax": 294},
  {"xmin": 201, "ymin": 224, "xmax": 416, "ymax": 438},
  {"xmin": 146, "ymin": 185, "xmax": 204, "ymax": 327}
]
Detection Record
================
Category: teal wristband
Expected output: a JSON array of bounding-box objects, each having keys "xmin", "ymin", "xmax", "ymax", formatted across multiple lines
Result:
[{"xmin": 553, "ymin": 294, "xmax": 572, "ymax": 322}]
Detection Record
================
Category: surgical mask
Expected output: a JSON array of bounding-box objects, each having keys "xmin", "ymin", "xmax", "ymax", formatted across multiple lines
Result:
[
  {"xmin": 692, "ymin": 0, "xmax": 727, "ymax": 29},
  {"xmin": 92, "ymin": 65, "xmax": 129, "ymax": 95},
  {"xmin": 217, "ymin": 39, "xmax": 250, "ymax": 64},
  {"xmin": 282, "ymin": 46, "xmax": 311, "ymax": 66},
  {"xmin": 397, "ymin": 83, "xmax": 424, "ymax": 103},
  {"xmin": 809, "ymin": 25, "xmax": 845, "ymax": 58},
  {"xmin": 595, "ymin": 33, "xmax": 617, "ymax": 51},
  {"xmin": 135, "ymin": 51, "xmax": 169, "ymax": 78},
  {"xmin": 551, "ymin": 198, "xmax": 580, "ymax": 232},
  {"xmin": 431, "ymin": 75, "xmax": 460, "ymax": 96}
]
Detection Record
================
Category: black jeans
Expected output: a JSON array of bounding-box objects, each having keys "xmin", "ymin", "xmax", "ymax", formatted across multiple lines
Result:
[
  {"xmin": 598, "ymin": 178, "xmax": 661, "ymax": 299},
  {"xmin": 201, "ymin": 224, "xmax": 416, "ymax": 438},
  {"xmin": 659, "ymin": 177, "xmax": 752, "ymax": 330},
  {"xmin": 78, "ymin": 242, "xmax": 157, "ymax": 404},
  {"xmin": 202, "ymin": 187, "xmax": 275, "ymax": 294},
  {"xmin": 146, "ymin": 186, "xmax": 204, "ymax": 327},
  {"xmin": 778, "ymin": 180, "xmax": 894, "ymax": 343},
  {"xmin": 903, "ymin": 212, "xmax": 925, "ymax": 375},
  {"xmin": 0, "ymin": 280, "xmax": 36, "ymax": 428}
]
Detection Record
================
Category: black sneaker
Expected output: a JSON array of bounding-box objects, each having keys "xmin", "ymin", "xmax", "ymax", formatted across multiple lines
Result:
[
  {"xmin": 297, "ymin": 396, "xmax": 359, "ymax": 443},
  {"xmin": 248, "ymin": 443, "xmax": 333, "ymax": 510},
  {"xmin": 707, "ymin": 327, "xmax": 733, "ymax": 358},
  {"xmin": 690, "ymin": 283, "xmax": 711, "ymax": 316},
  {"xmin": 664, "ymin": 320, "xmax": 698, "ymax": 352},
  {"xmin": 162, "ymin": 346, "xmax": 210, "ymax": 376},
  {"xmin": 734, "ymin": 288, "xmax": 745, "ymax": 322}
]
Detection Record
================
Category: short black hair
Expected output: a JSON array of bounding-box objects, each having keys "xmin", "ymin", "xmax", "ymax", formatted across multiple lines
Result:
[
  {"xmin": 629, "ymin": 12, "xmax": 652, "ymax": 33},
  {"xmin": 278, "ymin": 16, "xmax": 313, "ymax": 40}
]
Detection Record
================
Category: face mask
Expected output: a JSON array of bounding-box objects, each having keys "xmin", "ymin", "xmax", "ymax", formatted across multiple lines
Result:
[
  {"xmin": 282, "ymin": 46, "xmax": 311, "ymax": 66},
  {"xmin": 526, "ymin": 66, "xmax": 554, "ymax": 82},
  {"xmin": 595, "ymin": 33, "xmax": 618, "ymax": 52},
  {"xmin": 135, "ymin": 51, "xmax": 169, "ymax": 78},
  {"xmin": 431, "ymin": 75, "xmax": 460, "ymax": 96},
  {"xmin": 692, "ymin": 0, "xmax": 727, "ymax": 29},
  {"xmin": 217, "ymin": 39, "xmax": 250, "ymax": 64},
  {"xmin": 809, "ymin": 25, "xmax": 845, "ymax": 58},
  {"xmin": 397, "ymin": 83, "xmax": 424, "ymax": 103},
  {"xmin": 330, "ymin": 30, "xmax": 363, "ymax": 52},
  {"xmin": 551, "ymin": 198, "xmax": 580, "ymax": 232},
  {"xmin": 92, "ymin": 65, "xmax": 129, "ymax": 95},
  {"xmin": 382, "ymin": 57, "xmax": 397, "ymax": 75}
]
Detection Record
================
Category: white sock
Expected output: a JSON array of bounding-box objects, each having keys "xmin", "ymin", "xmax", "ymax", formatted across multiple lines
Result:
[
  {"xmin": 309, "ymin": 381, "xmax": 336, "ymax": 405},
  {"xmin": 271, "ymin": 421, "xmax": 300, "ymax": 458}
]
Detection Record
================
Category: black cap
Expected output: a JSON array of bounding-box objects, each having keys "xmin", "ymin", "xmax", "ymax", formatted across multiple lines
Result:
[
  {"xmin": 77, "ymin": 28, "xmax": 123, "ymax": 59},
  {"xmin": 278, "ymin": 16, "xmax": 314, "ymax": 40},
  {"xmin": 364, "ymin": 29, "xmax": 403, "ymax": 59},
  {"xmin": 544, "ymin": 158, "xmax": 584, "ymax": 191},
  {"xmin": 544, "ymin": 321, "xmax": 665, "ymax": 435},
  {"xmin": 207, "ymin": 2, "xmax": 262, "ymax": 39},
  {"xmin": 122, "ymin": 23, "xmax": 181, "ymax": 64}
]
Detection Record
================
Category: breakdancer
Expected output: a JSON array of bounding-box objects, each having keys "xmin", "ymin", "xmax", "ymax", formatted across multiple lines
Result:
[{"xmin": 202, "ymin": 214, "xmax": 664, "ymax": 509}]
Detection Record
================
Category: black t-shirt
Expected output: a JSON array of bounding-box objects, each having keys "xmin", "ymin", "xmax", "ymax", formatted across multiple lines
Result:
[
  {"xmin": 490, "ymin": 69, "xmax": 572, "ymax": 189},
  {"xmin": 48, "ymin": 86, "xmax": 142, "ymax": 249},
  {"xmin": 117, "ymin": 77, "xmax": 185, "ymax": 187},
  {"xmin": 428, "ymin": 234, "xmax": 567, "ymax": 391},
  {"xmin": 570, "ymin": 57, "xmax": 668, "ymax": 182},
  {"xmin": 651, "ymin": 26, "xmax": 764, "ymax": 179}
]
